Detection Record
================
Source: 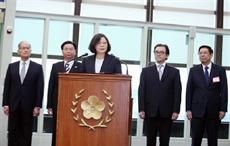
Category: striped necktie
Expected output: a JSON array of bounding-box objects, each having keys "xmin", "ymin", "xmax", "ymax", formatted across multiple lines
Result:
[{"xmin": 65, "ymin": 62, "xmax": 70, "ymax": 72}]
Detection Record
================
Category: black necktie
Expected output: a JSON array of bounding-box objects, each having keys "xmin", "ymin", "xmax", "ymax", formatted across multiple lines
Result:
[
  {"xmin": 204, "ymin": 66, "xmax": 209, "ymax": 84},
  {"xmin": 65, "ymin": 63, "xmax": 70, "ymax": 72}
]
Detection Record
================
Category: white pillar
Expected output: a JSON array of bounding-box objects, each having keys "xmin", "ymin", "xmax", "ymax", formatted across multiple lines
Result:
[{"xmin": 0, "ymin": 0, "xmax": 17, "ymax": 146}]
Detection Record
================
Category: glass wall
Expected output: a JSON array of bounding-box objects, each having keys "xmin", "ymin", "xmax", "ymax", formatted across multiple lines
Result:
[{"xmin": 7, "ymin": 0, "xmax": 230, "ymax": 144}]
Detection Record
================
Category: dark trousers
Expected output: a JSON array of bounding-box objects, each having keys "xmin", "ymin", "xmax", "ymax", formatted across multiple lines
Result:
[
  {"xmin": 145, "ymin": 117, "xmax": 172, "ymax": 146},
  {"xmin": 51, "ymin": 109, "xmax": 57, "ymax": 146},
  {"xmin": 8, "ymin": 109, "xmax": 33, "ymax": 146},
  {"xmin": 191, "ymin": 118, "xmax": 220, "ymax": 146}
]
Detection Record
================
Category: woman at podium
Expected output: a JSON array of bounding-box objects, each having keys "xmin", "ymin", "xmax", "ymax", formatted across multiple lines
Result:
[{"xmin": 82, "ymin": 33, "xmax": 121, "ymax": 74}]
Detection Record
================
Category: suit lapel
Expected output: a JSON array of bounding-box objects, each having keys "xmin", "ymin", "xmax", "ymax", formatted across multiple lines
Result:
[
  {"xmin": 209, "ymin": 63, "xmax": 217, "ymax": 84},
  {"xmin": 23, "ymin": 61, "xmax": 33, "ymax": 84},
  {"xmin": 151, "ymin": 65, "xmax": 159, "ymax": 81},
  {"xmin": 100, "ymin": 55, "xmax": 108, "ymax": 73},
  {"xmin": 15, "ymin": 62, "xmax": 21, "ymax": 84},
  {"xmin": 69, "ymin": 61, "xmax": 79, "ymax": 73},
  {"xmin": 161, "ymin": 65, "xmax": 168, "ymax": 81},
  {"xmin": 197, "ymin": 64, "xmax": 209, "ymax": 87}
]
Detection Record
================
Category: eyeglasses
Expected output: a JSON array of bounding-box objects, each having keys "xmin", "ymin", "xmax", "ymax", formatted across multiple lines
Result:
[{"xmin": 154, "ymin": 51, "xmax": 166, "ymax": 55}]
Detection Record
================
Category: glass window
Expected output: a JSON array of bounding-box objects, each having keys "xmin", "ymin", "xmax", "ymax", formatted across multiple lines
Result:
[
  {"xmin": 222, "ymin": 35, "xmax": 230, "ymax": 66},
  {"xmin": 223, "ymin": 71, "xmax": 230, "ymax": 123},
  {"xmin": 224, "ymin": 16, "xmax": 230, "ymax": 29},
  {"xmin": 128, "ymin": 64, "xmax": 141, "ymax": 119},
  {"xmin": 88, "ymin": 0, "xmax": 147, "ymax": 5},
  {"xmin": 153, "ymin": 10, "xmax": 215, "ymax": 27},
  {"xmin": 78, "ymin": 23, "xmax": 94, "ymax": 56},
  {"xmin": 224, "ymin": 0, "xmax": 230, "ymax": 12},
  {"xmin": 154, "ymin": 0, "xmax": 216, "ymax": 10},
  {"xmin": 177, "ymin": 67, "xmax": 188, "ymax": 121},
  {"xmin": 81, "ymin": 3, "xmax": 145, "ymax": 21},
  {"xmin": 16, "ymin": 0, "xmax": 74, "ymax": 15},
  {"xmin": 99, "ymin": 25, "xmax": 142, "ymax": 61},
  {"xmin": 13, "ymin": 18, "xmax": 44, "ymax": 54},
  {"xmin": 193, "ymin": 33, "xmax": 215, "ymax": 64},
  {"xmin": 151, "ymin": 29, "xmax": 189, "ymax": 64},
  {"xmin": 47, "ymin": 21, "xmax": 74, "ymax": 55}
]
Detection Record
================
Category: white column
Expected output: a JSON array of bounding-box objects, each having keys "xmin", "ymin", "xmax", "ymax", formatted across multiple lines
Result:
[{"xmin": 0, "ymin": 0, "xmax": 17, "ymax": 146}]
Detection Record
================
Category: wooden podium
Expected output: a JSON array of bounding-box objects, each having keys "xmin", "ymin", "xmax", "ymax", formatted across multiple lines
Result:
[{"xmin": 56, "ymin": 73, "xmax": 132, "ymax": 146}]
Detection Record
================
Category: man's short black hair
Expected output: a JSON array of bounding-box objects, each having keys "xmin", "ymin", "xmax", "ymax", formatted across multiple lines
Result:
[
  {"xmin": 198, "ymin": 45, "xmax": 213, "ymax": 54},
  {"xmin": 61, "ymin": 41, "xmax": 77, "ymax": 50}
]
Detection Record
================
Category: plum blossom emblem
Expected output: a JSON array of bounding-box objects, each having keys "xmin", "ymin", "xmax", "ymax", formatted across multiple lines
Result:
[
  {"xmin": 71, "ymin": 89, "xmax": 114, "ymax": 131},
  {"xmin": 81, "ymin": 95, "xmax": 105, "ymax": 120}
]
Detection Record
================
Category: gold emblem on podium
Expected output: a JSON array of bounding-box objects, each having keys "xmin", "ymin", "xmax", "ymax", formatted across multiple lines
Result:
[{"xmin": 70, "ymin": 89, "xmax": 114, "ymax": 131}]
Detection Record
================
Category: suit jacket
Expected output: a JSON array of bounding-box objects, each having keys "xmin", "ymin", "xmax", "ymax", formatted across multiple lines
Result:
[
  {"xmin": 2, "ymin": 61, "xmax": 44, "ymax": 112},
  {"xmin": 186, "ymin": 63, "xmax": 228, "ymax": 118},
  {"xmin": 47, "ymin": 61, "xmax": 82, "ymax": 110},
  {"xmin": 138, "ymin": 64, "xmax": 182, "ymax": 118},
  {"xmin": 82, "ymin": 54, "xmax": 121, "ymax": 74}
]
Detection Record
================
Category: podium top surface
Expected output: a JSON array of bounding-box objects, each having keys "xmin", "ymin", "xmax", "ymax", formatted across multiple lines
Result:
[{"xmin": 58, "ymin": 73, "xmax": 132, "ymax": 80}]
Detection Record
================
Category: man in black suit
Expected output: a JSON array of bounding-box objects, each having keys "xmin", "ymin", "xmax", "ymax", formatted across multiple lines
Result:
[
  {"xmin": 47, "ymin": 41, "xmax": 82, "ymax": 146},
  {"xmin": 186, "ymin": 45, "xmax": 228, "ymax": 146},
  {"xmin": 138, "ymin": 44, "xmax": 182, "ymax": 146},
  {"xmin": 2, "ymin": 41, "xmax": 44, "ymax": 146}
]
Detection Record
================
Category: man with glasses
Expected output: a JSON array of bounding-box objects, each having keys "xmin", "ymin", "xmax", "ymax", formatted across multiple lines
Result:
[
  {"xmin": 47, "ymin": 41, "xmax": 83, "ymax": 146},
  {"xmin": 138, "ymin": 43, "xmax": 182, "ymax": 146},
  {"xmin": 186, "ymin": 45, "xmax": 228, "ymax": 146}
]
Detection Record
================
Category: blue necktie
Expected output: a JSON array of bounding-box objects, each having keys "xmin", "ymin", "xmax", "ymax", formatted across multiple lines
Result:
[{"xmin": 204, "ymin": 66, "xmax": 209, "ymax": 84}]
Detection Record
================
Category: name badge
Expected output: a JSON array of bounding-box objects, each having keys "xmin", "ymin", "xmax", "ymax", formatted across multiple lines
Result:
[{"xmin": 213, "ymin": 76, "xmax": 220, "ymax": 83}]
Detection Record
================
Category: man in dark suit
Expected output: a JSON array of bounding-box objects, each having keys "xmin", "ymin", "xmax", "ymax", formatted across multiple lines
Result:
[
  {"xmin": 138, "ymin": 44, "xmax": 182, "ymax": 146},
  {"xmin": 47, "ymin": 41, "xmax": 82, "ymax": 146},
  {"xmin": 2, "ymin": 41, "xmax": 44, "ymax": 146},
  {"xmin": 186, "ymin": 45, "xmax": 228, "ymax": 146}
]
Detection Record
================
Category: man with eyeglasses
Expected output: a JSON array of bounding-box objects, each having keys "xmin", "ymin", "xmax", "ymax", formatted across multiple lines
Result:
[
  {"xmin": 138, "ymin": 43, "xmax": 182, "ymax": 146},
  {"xmin": 47, "ymin": 41, "xmax": 83, "ymax": 146},
  {"xmin": 186, "ymin": 45, "xmax": 228, "ymax": 146}
]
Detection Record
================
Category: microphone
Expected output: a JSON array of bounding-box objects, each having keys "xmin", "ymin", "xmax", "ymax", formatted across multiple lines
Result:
[
  {"xmin": 75, "ymin": 53, "xmax": 88, "ymax": 61},
  {"xmin": 111, "ymin": 54, "xmax": 128, "ymax": 75}
]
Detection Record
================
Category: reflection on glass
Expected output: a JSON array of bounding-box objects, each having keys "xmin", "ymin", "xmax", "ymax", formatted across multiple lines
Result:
[
  {"xmin": 43, "ymin": 59, "xmax": 62, "ymax": 114},
  {"xmin": 48, "ymin": 21, "xmax": 74, "ymax": 55},
  {"xmin": 153, "ymin": 11, "xmax": 215, "ymax": 27},
  {"xmin": 154, "ymin": 0, "xmax": 215, "ymax": 10},
  {"xmin": 78, "ymin": 23, "xmax": 94, "ymax": 56},
  {"xmin": 222, "ymin": 35, "xmax": 230, "ymax": 66},
  {"xmin": 222, "ymin": 71, "xmax": 230, "ymax": 122},
  {"xmin": 151, "ymin": 29, "xmax": 188, "ymax": 64},
  {"xmin": 99, "ymin": 25, "xmax": 142, "ymax": 61},
  {"xmin": 81, "ymin": 4, "xmax": 145, "ymax": 21}
]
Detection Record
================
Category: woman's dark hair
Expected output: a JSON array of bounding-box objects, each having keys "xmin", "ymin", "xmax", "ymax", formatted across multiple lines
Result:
[
  {"xmin": 61, "ymin": 41, "xmax": 77, "ymax": 50},
  {"xmin": 88, "ymin": 33, "xmax": 111, "ymax": 53},
  {"xmin": 198, "ymin": 45, "xmax": 213, "ymax": 54}
]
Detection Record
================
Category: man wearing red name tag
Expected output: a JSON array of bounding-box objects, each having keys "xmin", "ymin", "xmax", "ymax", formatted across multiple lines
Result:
[{"xmin": 186, "ymin": 45, "xmax": 228, "ymax": 146}]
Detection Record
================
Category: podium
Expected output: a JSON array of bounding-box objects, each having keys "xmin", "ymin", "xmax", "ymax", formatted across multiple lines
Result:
[{"xmin": 56, "ymin": 73, "xmax": 132, "ymax": 146}]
